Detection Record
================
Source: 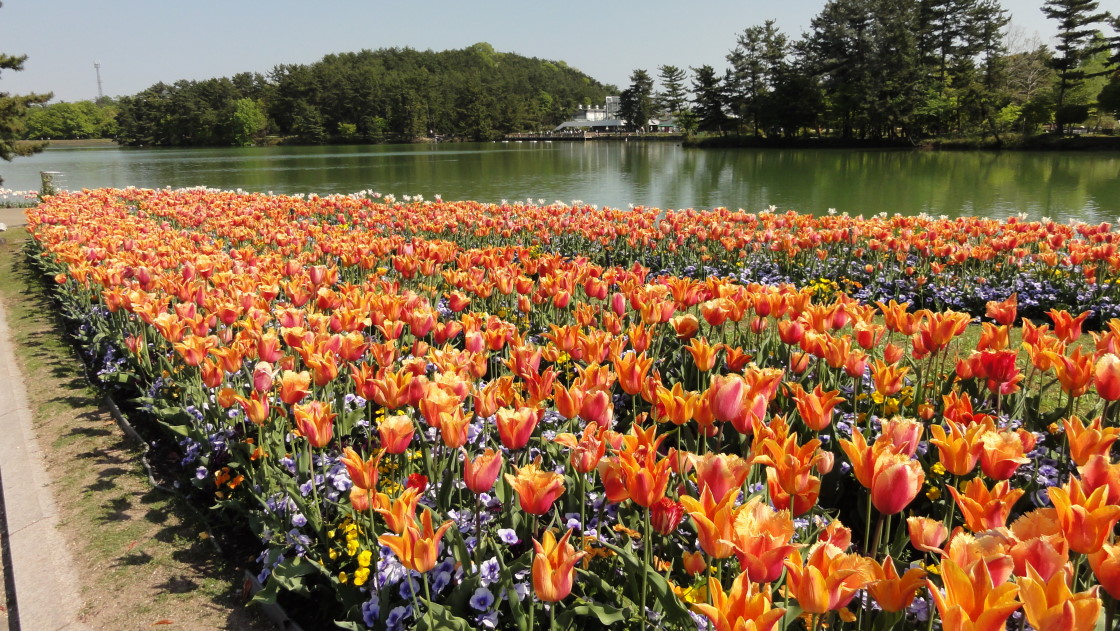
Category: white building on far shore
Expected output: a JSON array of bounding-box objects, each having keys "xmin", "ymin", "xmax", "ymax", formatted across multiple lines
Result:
[{"xmin": 553, "ymin": 96, "xmax": 677, "ymax": 133}]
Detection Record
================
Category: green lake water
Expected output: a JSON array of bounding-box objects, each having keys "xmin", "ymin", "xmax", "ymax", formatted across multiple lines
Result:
[{"xmin": 3, "ymin": 141, "xmax": 1118, "ymax": 223}]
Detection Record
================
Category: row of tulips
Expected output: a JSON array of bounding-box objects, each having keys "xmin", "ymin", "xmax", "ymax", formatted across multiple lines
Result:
[{"xmin": 25, "ymin": 187, "xmax": 1120, "ymax": 630}]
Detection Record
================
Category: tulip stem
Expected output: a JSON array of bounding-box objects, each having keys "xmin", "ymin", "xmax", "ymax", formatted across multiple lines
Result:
[
  {"xmin": 861, "ymin": 493, "xmax": 873, "ymax": 555},
  {"xmin": 870, "ymin": 511, "xmax": 885, "ymax": 558},
  {"xmin": 641, "ymin": 507, "xmax": 652, "ymax": 625},
  {"xmin": 305, "ymin": 439, "xmax": 323, "ymax": 529}
]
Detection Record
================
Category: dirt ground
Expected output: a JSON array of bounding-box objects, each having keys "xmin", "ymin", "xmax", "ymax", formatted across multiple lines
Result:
[
  {"xmin": 0, "ymin": 207, "xmax": 29, "ymax": 228},
  {"xmin": 0, "ymin": 227, "xmax": 273, "ymax": 630}
]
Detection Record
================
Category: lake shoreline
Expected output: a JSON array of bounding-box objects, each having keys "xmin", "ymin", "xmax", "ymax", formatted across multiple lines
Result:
[
  {"xmin": 27, "ymin": 134, "xmax": 1120, "ymax": 153},
  {"xmin": 686, "ymin": 133, "xmax": 1120, "ymax": 152}
]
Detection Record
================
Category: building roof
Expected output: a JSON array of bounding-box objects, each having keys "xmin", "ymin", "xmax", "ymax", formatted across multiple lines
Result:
[{"xmin": 553, "ymin": 119, "xmax": 626, "ymax": 131}]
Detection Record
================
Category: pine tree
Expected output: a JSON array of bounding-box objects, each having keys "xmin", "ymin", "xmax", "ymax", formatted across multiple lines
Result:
[
  {"xmin": 726, "ymin": 20, "xmax": 788, "ymax": 136},
  {"xmin": 690, "ymin": 65, "xmax": 729, "ymax": 134},
  {"xmin": 1041, "ymin": 0, "xmax": 1113, "ymax": 134},
  {"xmin": 0, "ymin": 2, "xmax": 52, "ymax": 185},
  {"xmin": 656, "ymin": 65, "xmax": 689, "ymax": 116},
  {"xmin": 619, "ymin": 69, "xmax": 655, "ymax": 132}
]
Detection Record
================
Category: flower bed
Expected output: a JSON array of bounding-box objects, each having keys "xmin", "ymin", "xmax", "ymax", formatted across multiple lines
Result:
[{"xmin": 26, "ymin": 187, "xmax": 1120, "ymax": 630}]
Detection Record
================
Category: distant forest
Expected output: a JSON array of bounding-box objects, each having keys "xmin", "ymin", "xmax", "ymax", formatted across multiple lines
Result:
[
  {"xmin": 24, "ymin": 43, "xmax": 615, "ymax": 146},
  {"xmin": 18, "ymin": 0, "xmax": 1120, "ymax": 146}
]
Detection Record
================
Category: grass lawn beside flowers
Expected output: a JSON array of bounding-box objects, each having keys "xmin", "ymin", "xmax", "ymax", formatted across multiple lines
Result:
[{"xmin": 0, "ymin": 226, "xmax": 271, "ymax": 631}]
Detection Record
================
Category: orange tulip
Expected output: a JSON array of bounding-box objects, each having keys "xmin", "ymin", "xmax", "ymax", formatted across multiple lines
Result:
[
  {"xmin": 505, "ymin": 459, "xmax": 565, "ymax": 515},
  {"xmin": 1048, "ymin": 476, "xmax": 1120, "ymax": 554},
  {"xmin": 496, "ymin": 406, "xmax": 542, "ymax": 450},
  {"xmin": 670, "ymin": 314, "xmax": 700, "ymax": 339},
  {"xmin": 1061, "ymin": 416, "xmax": 1120, "ymax": 466},
  {"xmin": 929, "ymin": 419, "xmax": 986, "ymax": 477},
  {"xmin": 907, "ymin": 516, "xmax": 948, "ymax": 554},
  {"xmin": 555, "ymin": 424, "xmax": 608, "ymax": 474},
  {"xmin": 463, "ymin": 448, "xmax": 503, "ymax": 494},
  {"xmin": 1095, "ymin": 353, "xmax": 1120, "ymax": 401},
  {"xmin": 615, "ymin": 447, "xmax": 671, "ymax": 508},
  {"xmin": 531, "ymin": 528, "xmax": 587, "ymax": 602},
  {"xmin": 655, "ymin": 382, "xmax": 697, "ymax": 426},
  {"xmin": 378, "ymin": 413, "xmax": 415, "ymax": 454},
  {"xmin": 689, "ymin": 452, "xmax": 751, "ymax": 505},
  {"xmin": 985, "ymin": 294, "xmax": 1017, "ymax": 325},
  {"xmin": 915, "ymin": 309, "xmax": 971, "ymax": 354},
  {"xmin": 1049, "ymin": 309, "xmax": 1090, "ymax": 344},
  {"xmin": 374, "ymin": 487, "xmax": 422, "ymax": 534},
  {"xmin": 783, "ymin": 542, "xmax": 875, "ymax": 614},
  {"xmin": 1089, "ymin": 543, "xmax": 1120, "ymax": 600},
  {"xmin": 789, "ymin": 383, "xmax": 845, "ymax": 431},
  {"xmin": 867, "ymin": 556, "xmax": 926, "ymax": 612},
  {"xmin": 684, "ymin": 338, "xmax": 720, "ymax": 372},
  {"xmin": 1008, "ymin": 509, "xmax": 1068, "ymax": 582},
  {"xmin": 437, "ymin": 409, "xmax": 470, "ymax": 449},
  {"xmin": 691, "ymin": 572, "xmax": 785, "ymax": 631},
  {"xmin": 727, "ymin": 497, "xmax": 798, "ymax": 583},
  {"xmin": 278, "ymin": 369, "xmax": 312, "ymax": 405},
  {"xmin": 870, "ymin": 452, "xmax": 924, "ymax": 515},
  {"xmin": 378, "ymin": 509, "xmax": 453, "ymax": 573},
  {"xmin": 292, "ymin": 400, "xmax": 335, "ymax": 448},
  {"xmin": 948, "ymin": 478, "xmax": 1025, "ymax": 532},
  {"xmin": 1047, "ymin": 347, "xmax": 1096, "ymax": 398},
  {"xmin": 614, "ymin": 351, "xmax": 653, "ymax": 395},
  {"xmin": 682, "ymin": 550, "xmax": 707, "ymax": 576},
  {"xmin": 880, "ymin": 416, "xmax": 924, "ymax": 457},
  {"xmin": 979, "ymin": 429, "xmax": 1030, "ymax": 480},
  {"xmin": 340, "ymin": 447, "xmax": 382, "ymax": 490},
  {"xmin": 927, "ymin": 558, "xmax": 1020, "ymax": 631},
  {"xmin": 945, "ymin": 530, "xmax": 1014, "ymax": 586},
  {"xmin": 870, "ymin": 359, "xmax": 908, "ymax": 397},
  {"xmin": 680, "ymin": 487, "xmax": 738, "ymax": 559},
  {"xmin": 552, "ymin": 382, "xmax": 583, "ymax": 420},
  {"xmin": 419, "ymin": 383, "xmax": 461, "ymax": 427},
  {"xmin": 1018, "ymin": 567, "xmax": 1101, "ymax": 631}
]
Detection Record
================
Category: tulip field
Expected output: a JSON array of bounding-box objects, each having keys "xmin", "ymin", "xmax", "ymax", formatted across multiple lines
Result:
[{"xmin": 26, "ymin": 187, "xmax": 1120, "ymax": 630}]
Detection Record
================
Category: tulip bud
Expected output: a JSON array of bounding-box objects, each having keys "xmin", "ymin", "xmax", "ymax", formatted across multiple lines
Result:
[
  {"xmin": 406, "ymin": 473, "xmax": 429, "ymax": 493},
  {"xmin": 253, "ymin": 361, "xmax": 274, "ymax": 392},
  {"xmin": 884, "ymin": 343, "xmax": 905, "ymax": 364},
  {"xmin": 650, "ymin": 498, "xmax": 685, "ymax": 535},
  {"xmin": 682, "ymin": 550, "xmax": 707, "ymax": 575}
]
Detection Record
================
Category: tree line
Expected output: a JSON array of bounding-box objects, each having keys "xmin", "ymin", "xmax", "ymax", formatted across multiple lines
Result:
[
  {"xmin": 622, "ymin": 0, "xmax": 1119, "ymax": 141},
  {"xmin": 99, "ymin": 43, "xmax": 612, "ymax": 146}
]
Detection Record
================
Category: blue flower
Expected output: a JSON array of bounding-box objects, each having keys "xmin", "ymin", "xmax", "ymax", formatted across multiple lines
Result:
[
  {"xmin": 479, "ymin": 557, "xmax": 500, "ymax": 586},
  {"xmin": 361, "ymin": 595, "xmax": 380, "ymax": 627},
  {"xmin": 469, "ymin": 586, "xmax": 495, "ymax": 611},
  {"xmin": 399, "ymin": 577, "xmax": 420, "ymax": 599},
  {"xmin": 291, "ymin": 513, "xmax": 307, "ymax": 528},
  {"xmin": 385, "ymin": 605, "xmax": 411, "ymax": 631},
  {"xmin": 497, "ymin": 528, "xmax": 519, "ymax": 544},
  {"xmin": 432, "ymin": 570, "xmax": 452, "ymax": 594}
]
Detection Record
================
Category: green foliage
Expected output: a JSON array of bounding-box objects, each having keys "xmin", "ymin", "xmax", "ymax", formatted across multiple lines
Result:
[
  {"xmin": 1055, "ymin": 102, "xmax": 1091, "ymax": 126},
  {"xmin": 656, "ymin": 65, "xmax": 688, "ymax": 115},
  {"xmin": 1099, "ymin": 77, "xmax": 1120, "ymax": 115},
  {"xmin": 114, "ymin": 44, "xmax": 612, "ymax": 146},
  {"xmin": 0, "ymin": 1, "xmax": 52, "ymax": 184},
  {"xmin": 1042, "ymin": 0, "xmax": 1113, "ymax": 133},
  {"xmin": 22, "ymin": 100, "xmax": 117, "ymax": 140},
  {"xmin": 229, "ymin": 98, "xmax": 267, "ymax": 146},
  {"xmin": 619, "ymin": 69, "xmax": 655, "ymax": 132},
  {"xmin": 690, "ymin": 65, "xmax": 729, "ymax": 134}
]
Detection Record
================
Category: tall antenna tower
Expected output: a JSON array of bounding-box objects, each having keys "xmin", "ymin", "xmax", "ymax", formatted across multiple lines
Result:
[{"xmin": 94, "ymin": 61, "xmax": 104, "ymax": 100}]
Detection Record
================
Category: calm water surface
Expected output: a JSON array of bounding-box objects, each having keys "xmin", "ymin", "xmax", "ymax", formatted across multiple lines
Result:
[{"xmin": 3, "ymin": 142, "xmax": 1118, "ymax": 223}]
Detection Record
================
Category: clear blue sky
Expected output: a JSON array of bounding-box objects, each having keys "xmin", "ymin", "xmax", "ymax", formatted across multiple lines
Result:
[{"xmin": 2, "ymin": 0, "xmax": 1060, "ymax": 103}]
